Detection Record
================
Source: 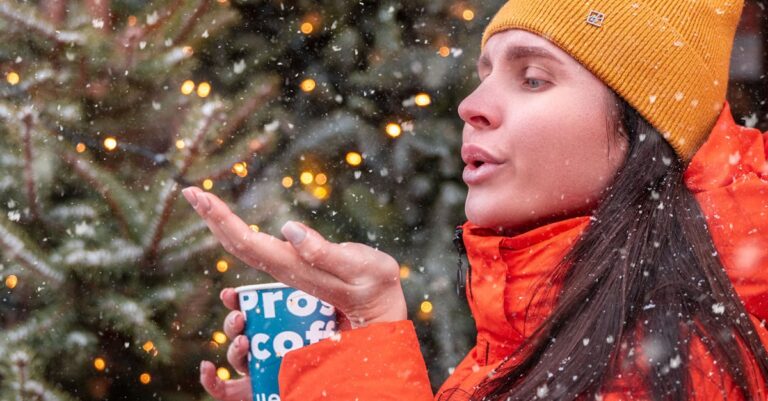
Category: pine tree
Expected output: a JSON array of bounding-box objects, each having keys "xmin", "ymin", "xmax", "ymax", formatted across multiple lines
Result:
[{"xmin": 0, "ymin": 0, "xmax": 504, "ymax": 399}]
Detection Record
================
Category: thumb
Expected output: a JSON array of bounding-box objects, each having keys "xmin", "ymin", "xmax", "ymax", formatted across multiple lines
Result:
[{"xmin": 281, "ymin": 221, "xmax": 331, "ymax": 266}]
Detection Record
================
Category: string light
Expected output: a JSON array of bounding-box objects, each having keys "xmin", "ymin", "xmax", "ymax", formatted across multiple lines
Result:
[
  {"xmin": 181, "ymin": 80, "xmax": 195, "ymax": 95},
  {"xmin": 103, "ymin": 137, "xmax": 117, "ymax": 151},
  {"xmin": 216, "ymin": 367, "xmax": 231, "ymax": 381},
  {"xmin": 414, "ymin": 93, "xmax": 431, "ymax": 107},
  {"xmin": 175, "ymin": 139, "xmax": 186, "ymax": 149},
  {"xmin": 420, "ymin": 300, "xmax": 433, "ymax": 314},
  {"xmin": 462, "ymin": 8, "xmax": 475, "ymax": 20},
  {"xmin": 139, "ymin": 373, "xmax": 151, "ymax": 384},
  {"xmin": 202, "ymin": 179, "xmax": 214, "ymax": 190},
  {"xmin": 76, "ymin": 143, "xmax": 86, "ymax": 153},
  {"xmin": 385, "ymin": 123, "xmax": 402, "ymax": 138},
  {"xmin": 345, "ymin": 151, "xmax": 362, "ymax": 166},
  {"xmin": 399, "ymin": 265, "xmax": 411, "ymax": 279},
  {"xmin": 231, "ymin": 162, "xmax": 248, "ymax": 177},
  {"xmin": 312, "ymin": 186, "xmax": 329, "ymax": 200},
  {"xmin": 314, "ymin": 173, "xmax": 327, "ymax": 185},
  {"xmin": 299, "ymin": 78, "xmax": 316, "ymax": 92},
  {"xmin": 249, "ymin": 224, "xmax": 260, "ymax": 232},
  {"xmin": 438, "ymin": 46, "xmax": 451, "ymax": 57},
  {"xmin": 182, "ymin": 46, "xmax": 194, "ymax": 57},
  {"xmin": 93, "ymin": 357, "xmax": 106, "ymax": 371},
  {"xmin": 142, "ymin": 341, "xmax": 155, "ymax": 353},
  {"xmin": 5, "ymin": 275, "xmax": 18, "ymax": 289},
  {"xmin": 299, "ymin": 171, "xmax": 314, "ymax": 185},
  {"xmin": 6, "ymin": 72, "xmax": 20, "ymax": 85},
  {"xmin": 282, "ymin": 176, "xmax": 294, "ymax": 188},
  {"xmin": 196, "ymin": 82, "xmax": 211, "ymax": 98},
  {"xmin": 300, "ymin": 22, "xmax": 314, "ymax": 34},
  {"xmin": 216, "ymin": 260, "xmax": 228, "ymax": 273},
  {"xmin": 212, "ymin": 331, "xmax": 227, "ymax": 344},
  {"xmin": 128, "ymin": 15, "xmax": 137, "ymax": 26}
]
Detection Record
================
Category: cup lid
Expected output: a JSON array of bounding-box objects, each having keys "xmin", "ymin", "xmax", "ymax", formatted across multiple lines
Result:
[{"xmin": 234, "ymin": 282, "xmax": 289, "ymax": 293}]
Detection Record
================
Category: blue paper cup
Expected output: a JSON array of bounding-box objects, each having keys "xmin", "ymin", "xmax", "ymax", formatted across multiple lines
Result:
[{"xmin": 235, "ymin": 282, "xmax": 338, "ymax": 400}]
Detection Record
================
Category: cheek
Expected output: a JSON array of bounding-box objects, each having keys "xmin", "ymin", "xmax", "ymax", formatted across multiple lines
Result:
[{"xmin": 511, "ymin": 98, "xmax": 618, "ymax": 195}]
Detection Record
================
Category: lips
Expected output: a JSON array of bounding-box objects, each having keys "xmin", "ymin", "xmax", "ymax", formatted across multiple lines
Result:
[{"xmin": 461, "ymin": 144, "xmax": 504, "ymax": 185}]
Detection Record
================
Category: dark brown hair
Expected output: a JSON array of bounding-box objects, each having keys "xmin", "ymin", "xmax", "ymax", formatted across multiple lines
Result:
[{"xmin": 447, "ymin": 93, "xmax": 768, "ymax": 401}]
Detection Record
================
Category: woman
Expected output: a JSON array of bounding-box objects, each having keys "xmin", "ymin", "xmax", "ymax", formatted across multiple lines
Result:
[{"xmin": 186, "ymin": 0, "xmax": 768, "ymax": 399}]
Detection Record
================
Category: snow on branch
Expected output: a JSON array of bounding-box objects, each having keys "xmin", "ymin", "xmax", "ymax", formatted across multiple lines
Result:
[
  {"xmin": 0, "ymin": 2, "xmax": 85, "ymax": 46},
  {"xmin": 0, "ymin": 216, "xmax": 64, "ymax": 286}
]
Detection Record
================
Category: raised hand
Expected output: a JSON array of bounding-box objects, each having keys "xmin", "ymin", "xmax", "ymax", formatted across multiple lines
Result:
[{"xmin": 182, "ymin": 186, "xmax": 408, "ymax": 400}]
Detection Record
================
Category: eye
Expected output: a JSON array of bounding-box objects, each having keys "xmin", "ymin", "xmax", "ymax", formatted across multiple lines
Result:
[{"xmin": 523, "ymin": 77, "xmax": 548, "ymax": 90}]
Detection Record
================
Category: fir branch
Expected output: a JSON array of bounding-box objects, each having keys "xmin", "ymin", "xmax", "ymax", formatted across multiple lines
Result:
[
  {"xmin": 20, "ymin": 110, "xmax": 42, "ymax": 223},
  {"xmin": 159, "ymin": 235, "xmax": 219, "ymax": 272},
  {"xmin": 50, "ymin": 238, "xmax": 143, "ymax": 268},
  {"xmin": 142, "ymin": 101, "xmax": 221, "ymax": 263},
  {"xmin": 215, "ymin": 80, "xmax": 280, "ymax": 142},
  {"xmin": 171, "ymin": 0, "xmax": 212, "ymax": 47},
  {"xmin": 157, "ymin": 218, "xmax": 209, "ymax": 252},
  {"xmin": 0, "ymin": 215, "xmax": 64, "ymax": 286},
  {"xmin": 59, "ymin": 149, "xmax": 146, "ymax": 243},
  {"xmin": 0, "ymin": 2, "xmax": 85, "ymax": 46}
]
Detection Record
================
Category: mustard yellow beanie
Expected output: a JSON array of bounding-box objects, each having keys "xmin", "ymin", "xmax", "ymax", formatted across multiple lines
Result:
[{"xmin": 481, "ymin": 0, "xmax": 744, "ymax": 161}]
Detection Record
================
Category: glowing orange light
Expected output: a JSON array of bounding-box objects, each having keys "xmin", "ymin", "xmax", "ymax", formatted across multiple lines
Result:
[
  {"xmin": 93, "ymin": 357, "xmax": 106, "ymax": 371},
  {"xmin": 139, "ymin": 373, "xmax": 151, "ymax": 384},
  {"xmin": 299, "ymin": 172, "xmax": 314, "ymax": 185},
  {"xmin": 196, "ymin": 82, "xmax": 211, "ymax": 98},
  {"xmin": 414, "ymin": 93, "xmax": 431, "ymax": 107},
  {"xmin": 142, "ymin": 341, "xmax": 154, "ymax": 353},
  {"xmin": 175, "ymin": 139, "xmax": 185, "ymax": 149},
  {"xmin": 103, "ymin": 137, "xmax": 117, "ymax": 151},
  {"xmin": 420, "ymin": 300, "xmax": 433, "ymax": 314},
  {"xmin": 249, "ymin": 224, "xmax": 260, "ymax": 232},
  {"xmin": 300, "ymin": 22, "xmax": 314, "ymax": 34},
  {"xmin": 127, "ymin": 15, "xmax": 137, "ymax": 26},
  {"xmin": 216, "ymin": 367, "xmax": 231, "ymax": 380},
  {"xmin": 216, "ymin": 260, "xmax": 228, "ymax": 273},
  {"xmin": 5, "ymin": 275, "xmax": 18, "ymax": 289},
  {"xmin": 345, "ymin": 152, "xmax": 362, "ymax": 166},
  {"xmin": 6, "ymin": 72, "xmax": 20, "ymax": 85},
  {"xmin": 314, "ymin": 173, "xmax": 327, "ymax": 185},
  {"xmin": 312, "ymin": 186, "xmax": 329, "ymax": 200},
  {"xmin": 76, "ymin": 143, "xmax": 86, "ymax": 153},
  {"xmin": 299, "ymin": 78, "xmax": 316, "ymax": 92},
  {"xmin": 182, "ymin": 46, "xmax": 194, "ymax": 57},
  {"xmin": 399, "ymin": 265, "xmax": 410, "ymax": 279},
  {"xmin": 282, "ymin": 176, "xmax": 294, "ymax": 188},
  {"xmin": 462, "ymin": 9, "xmax": 475, "ymax": 20},
  {"xmin": 385, "ymin": 123, "xmax": 402, "ymax": 138},
  {"xmin": 212, "ymin": 331, "xmax": 227, "ymax": 344},
  {"xmin": 181, "ymin": 80, "xmax": 195, "ymax": 95},
  {"xmin": 438, "ymin": 46, "xmax": 451, "ymax": 57},
  {"xmin": 202, "ymin": 179, "xmax": 213, "ymax": 190}
]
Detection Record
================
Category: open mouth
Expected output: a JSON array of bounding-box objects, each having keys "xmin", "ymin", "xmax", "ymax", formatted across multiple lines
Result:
[{"xmin": 471, "ymin": 160, "xmax": 485, "ymax": 168}]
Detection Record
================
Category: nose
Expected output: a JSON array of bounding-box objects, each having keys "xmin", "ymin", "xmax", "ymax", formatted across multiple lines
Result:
[{"xmin": 457, "ymin": 83, "xmax": 500, "ymax": 131}]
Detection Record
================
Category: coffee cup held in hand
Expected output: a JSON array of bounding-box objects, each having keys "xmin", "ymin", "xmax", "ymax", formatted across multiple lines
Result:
[{"xmin": 236, "ymin": 283, "xmax": 338, "ymax": 400}]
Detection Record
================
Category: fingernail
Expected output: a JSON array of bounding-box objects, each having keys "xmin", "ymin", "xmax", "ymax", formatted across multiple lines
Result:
[
  {"xmin": 200, "ymin": 360, "xmax": 207, "ymax": 371},
  {"xmin": 219, "ymin": 288, "xmax": 227, "ymax": 302},
  {"xmin": 281, "ymin": 221, "xmax": 306, "ymax": 245},
  {"xmin": 196, "ymin": 192, "xmax": 211, "ymax": 212},
  {"xmin": 182, "ymin": 187, "xmax": 198, "ymax": 207}
]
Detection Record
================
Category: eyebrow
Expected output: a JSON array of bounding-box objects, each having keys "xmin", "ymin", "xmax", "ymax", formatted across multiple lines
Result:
[{"xmin": 476, "ymin": 45, "xmax": 565, "ymax": 72}]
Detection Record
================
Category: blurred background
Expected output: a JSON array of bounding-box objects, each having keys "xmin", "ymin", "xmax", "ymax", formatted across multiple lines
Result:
[{"xmin": 0, "ymin": 0, "xmax": 766, "ymax": 400}]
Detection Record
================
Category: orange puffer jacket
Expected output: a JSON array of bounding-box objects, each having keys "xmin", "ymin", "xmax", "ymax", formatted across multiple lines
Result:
[{"xmin": 278, "ymin": 102, "xmax": 768, "ymax": 401}]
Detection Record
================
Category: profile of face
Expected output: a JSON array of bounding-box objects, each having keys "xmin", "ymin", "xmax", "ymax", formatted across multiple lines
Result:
[{"xmin": 458, "ymin": 29, "xmax": 629, "ymax": 235}]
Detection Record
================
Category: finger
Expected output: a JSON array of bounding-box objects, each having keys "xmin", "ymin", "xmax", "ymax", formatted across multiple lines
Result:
[
  {"xmin": 223, "ymin": 310, "xmax": 244, "ymax": 339},
  {"xmin": 227, "ymin": 335, "xmax": 249, "ymax": 375},
  {"xmin": 220, "ymin": 288, "xmax": 239, "ymax": 310},
  {"xmin": 200, "ymin": 360, "xmax": 253, "ymax": 401},
  {"xmin": 281, "ymin": 220, "xmax": 387, "ymax": 283},
  {"xmin": 186, "ymin": 189, "xmax": 349, "ymax": 296}
]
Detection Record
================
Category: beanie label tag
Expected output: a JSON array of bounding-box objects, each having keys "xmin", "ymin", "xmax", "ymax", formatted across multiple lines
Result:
[{"xmin": 586, "ymin": 10, "xmax": 606, "ymax": 27}]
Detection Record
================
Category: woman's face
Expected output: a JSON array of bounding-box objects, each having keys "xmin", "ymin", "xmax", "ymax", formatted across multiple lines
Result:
[{"xmin": 458, "ymin": 29, "xmax": 628, "ymax": 234}]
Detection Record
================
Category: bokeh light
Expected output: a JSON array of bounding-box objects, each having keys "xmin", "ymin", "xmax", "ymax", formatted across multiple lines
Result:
[
  {"xmin": 385, "ymin": 123, "xmax": 402, "ymax": 138},
  {"xmin": 216, "ymin": 259, "xmax": 228, "ymax": 273},
  {"xmin": 5, "ymin": 275, "xmax": 18, "ymax": 289},
  {"xmin": 6, "ymin": 72, "xmax": 20, "ymax": 85},
  {"xmin": 300, "ymin": 78, "xmax": 316, "ymax": 92},
  {"xmin": 196, "ymin": 82, "xmax": 211, "ymax": 98},
  {"xmin": 93, "ymin": 357, "xmax": 106, "ymax": 371},
  {"xmin": 282, "ymin": 176, "xmax": 294, "ymax": 188},
  {"xmin": 212, "ymin": 331, "xmax": 227, "ymax": 344},
  {"xmin": 345, "ymin": 151, "xmax": 362, "ymax": 166},
  {"xmin": 181, "ymin": 80, "xmax": 195, "ymax": 95},
  {"xmin": 139, "ymin": 373, "xmax": 151, "ymax": 384},
  {"xmin": 414, "ymin": 93, "xmax": 431, "ymax": 107},
  {"xmin": 103, "ymin": 137, "xmax": 117, "ymax": 151},
  {"xmin": 300, "ymin": 171, "xmax": 314, "ymax": 185}
]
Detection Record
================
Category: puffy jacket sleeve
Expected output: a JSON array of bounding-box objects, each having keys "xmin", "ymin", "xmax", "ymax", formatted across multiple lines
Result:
[
  {"xmin": 684, "ymin": 102, "xmax": 768, "ymax": 323},
  {"xmin": 278, "ymin": 320, "xmax": 435, "ymax": 401}
]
